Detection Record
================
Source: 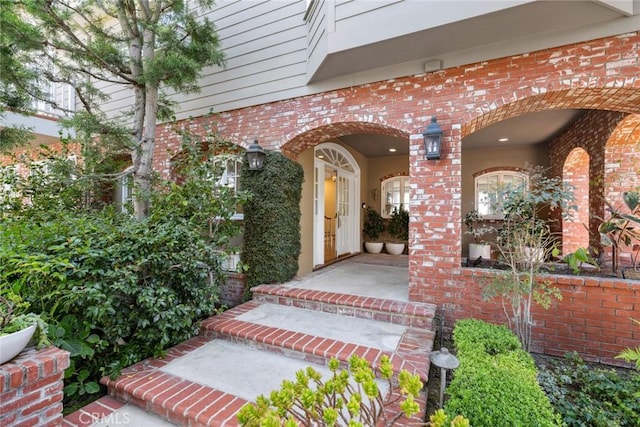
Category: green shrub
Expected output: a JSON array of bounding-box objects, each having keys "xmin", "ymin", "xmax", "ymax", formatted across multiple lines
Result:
[
  {"xmin": 240, "ymin": 150, "xmax": 303, "ymax": 296},
  {"xmin": 451, "ymin": 318, "xmax": 521, "ymax": 356},
  {"xmin": 445, "ymin": 319, "xmax": 561, "ymax": 426},
  {"xmin": 0, "ymin": 136, "xmax": 246, "ymax": 409},
  {"xmin": 537, "ymin": 352, "xmax": 640, "ymax": 426}
]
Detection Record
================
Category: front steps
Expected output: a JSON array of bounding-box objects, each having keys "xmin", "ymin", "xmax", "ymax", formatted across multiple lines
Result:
[{"xmin": 64, "ymin": 285, "xmax": 437, "ymax": 427}]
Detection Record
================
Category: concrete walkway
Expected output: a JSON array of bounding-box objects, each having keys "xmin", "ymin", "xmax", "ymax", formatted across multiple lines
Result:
[{"xmin": 63, "ymin": 254, "xmax": 434, "ymax": 427}]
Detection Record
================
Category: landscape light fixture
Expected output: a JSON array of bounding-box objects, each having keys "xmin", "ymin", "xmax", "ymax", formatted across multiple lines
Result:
[
  {"xmin": 423, "ymin": 116, "xmax": 444, "ymax": 160},
  {"xmin": 245, "ymin": 140, "xmax": 265, "ymax": 171},
  {"xmin": 429, "ymin": 347, "xmax": 460, "ymax": 408}
]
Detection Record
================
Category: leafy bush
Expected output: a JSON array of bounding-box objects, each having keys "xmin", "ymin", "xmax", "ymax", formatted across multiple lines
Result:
[
  {"xmin": 537, "ymin": 352, "xmax": 640, "ymax": 426},
  {"xmin": 445, "ymin": 319, "xmax": 562, "ymax": 426},
  {"xmin": 0, "ymin": 136, "xmax": 247, "ymax": 409},
  {"xmin": 363, "ymin": 206, "xmax": 385, "ymax": 241},
  {"xmin": 387, "ymin": 206, "xmax": 409, "ymax": 242}
]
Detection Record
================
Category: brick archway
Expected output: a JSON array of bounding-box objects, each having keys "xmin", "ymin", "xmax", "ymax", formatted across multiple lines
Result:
[
  {"xmin": 280, "ymin": 121, "xmax": 409, "ymax": 158},
  {"xmin": 460, "ymin": 88, "xmax": 640, "ymax": 139}
]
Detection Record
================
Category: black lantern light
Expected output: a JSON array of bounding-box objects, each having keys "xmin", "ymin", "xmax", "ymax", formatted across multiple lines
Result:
[
  {"xmin": 245, "ymin": 140, "xmax": 265, "ymax": 171},
  {"xmin": 422, "ymin": 116, "xmax": 444, "ymax": 160}
]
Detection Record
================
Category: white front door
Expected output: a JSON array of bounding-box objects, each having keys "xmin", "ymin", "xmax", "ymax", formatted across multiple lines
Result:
[
  {"xmin": 314, "ymin": 143, "xmax": 360, "ymax": 266},
  {"xmin": 313, "ymin": 164, "xmax": 325, "ymax": 267},
  {"xmin": 336, "ymin": 171, "xmax": 354, "ymax": 256}
]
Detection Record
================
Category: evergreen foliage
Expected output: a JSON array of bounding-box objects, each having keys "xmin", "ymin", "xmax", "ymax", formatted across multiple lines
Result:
[
  {"xmin": 0, "ymin": 134, "xmax": 246, "ymax": 409},
  {"xmin": 1, "ymin": 0, "xmax": 226, "ymax": 217},
  {"xmin": 363, "ymin": 206, "xmax": 385, "ymax": 241},
  {"xmin": 240, "ymin": 150, "xmax": 303, "ymax": 295},
  {"xmin": 445, "ymin": 319, "xmax": 562, "ymax": 426}
]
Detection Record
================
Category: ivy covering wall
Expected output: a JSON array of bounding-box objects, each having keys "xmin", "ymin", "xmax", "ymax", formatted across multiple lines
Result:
[{"xmin": 240, "ymin": 150, "xmax": 303, "ymax": 296}]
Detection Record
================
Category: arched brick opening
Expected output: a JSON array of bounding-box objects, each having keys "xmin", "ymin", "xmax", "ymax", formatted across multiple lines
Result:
[
  {"xmin": 460, "ymin": 91, "xmax": 638, "ymax": 262},
  {"xmin": 461, "ymin": 88, "xmax": 640, "ymax": 140},
  {"xmin": 279, "ymin": 120, "xmax": 411, "ymax": 273},
  {"xmin": 562, "ymin": 148, "xmax": 590, "ymax": 255},
  {"xmin": 280, "ymin": 121, "xmax": 409, "ymax": 158}
]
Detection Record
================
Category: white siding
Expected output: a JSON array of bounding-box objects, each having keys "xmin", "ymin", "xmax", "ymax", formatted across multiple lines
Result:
[
  {"xmin": 96, "ymin": 0, "xmax": 638, "ymax": 123},
  {"xmin": 182, "ymin": 0, "xmax": 309, "ymax": 117}
]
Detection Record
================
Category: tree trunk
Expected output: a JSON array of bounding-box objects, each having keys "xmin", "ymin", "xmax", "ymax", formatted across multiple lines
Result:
[{"xmin": 131, "ymin": 23, "xmax": 158, "ymax": 219}]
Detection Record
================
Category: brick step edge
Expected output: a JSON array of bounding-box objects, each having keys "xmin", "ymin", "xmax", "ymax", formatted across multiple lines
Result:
[
  {"xmin": 201, "ymin": 301, "xmax": 434, "ymax": 381},
  {"xmin": 251, "ymin": 285, "xmax": 437, "ymax": 329},
  {"xmin": 95, "ymin": 336, "xmax": 247, "ymax": 427}
]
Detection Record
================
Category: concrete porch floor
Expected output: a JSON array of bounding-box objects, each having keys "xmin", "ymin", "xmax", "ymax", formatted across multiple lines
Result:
[{"xmin": 63, "ymin": 254, "xmax": 434, "ymax": 427}]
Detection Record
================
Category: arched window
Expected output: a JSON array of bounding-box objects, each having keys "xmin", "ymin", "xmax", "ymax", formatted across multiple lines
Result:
[
  {"xmin": 381, "ymin": 176, "xmax": 409, "ymax": 218},
  {"xmin": 475, "ymin": 170, "xmax": 528, "ymax": 218}
]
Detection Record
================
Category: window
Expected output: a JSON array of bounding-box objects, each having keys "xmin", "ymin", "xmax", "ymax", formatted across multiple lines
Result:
[
  {"xmin": 212, "ymin": 155, "xmax": 243, "ymax": 220},
  {"xmin": 475, "ymin": 170, "xmax": 528, "ymax": 218},
  {"xmin": 381, "ymin": 176, "xmax": 409, "ymax": 218},
  {"xmin": 117, "ymin": 167, "xmax": 134, "ymax": 213}
]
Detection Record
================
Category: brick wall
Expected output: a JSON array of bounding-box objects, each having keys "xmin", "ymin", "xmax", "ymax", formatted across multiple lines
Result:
[
  {"xmin": 0, "ymin": 347, "xmax": 70, "ymax": 427},
  {"xmin": 549, "ymin": 110, "xmax": 626, "ymax": 252},
  {"xmin": 219, "ymin": 272, "xmax": 247, "ymax": 308},
  {"xmin": 549, "ymin": 110, "xmax": 640, "ymax": 269},
  {"xmin": 460, "ymin": 268, "xmax": 639, "ymax": 367}
]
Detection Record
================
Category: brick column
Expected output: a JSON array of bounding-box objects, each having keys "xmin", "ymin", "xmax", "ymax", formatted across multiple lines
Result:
[{"xmin": 0, "ymin": 346, "xmax": 70, "ymax": 427}]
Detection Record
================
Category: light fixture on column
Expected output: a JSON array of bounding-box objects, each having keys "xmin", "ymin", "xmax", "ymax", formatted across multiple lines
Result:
[
  {"xmin": 423, "ymin": 116, "xmax": 444, "ymax": 160},
  {"xmin": 245, "ymin": 140, "xmax": 265, "ymax": 171}
]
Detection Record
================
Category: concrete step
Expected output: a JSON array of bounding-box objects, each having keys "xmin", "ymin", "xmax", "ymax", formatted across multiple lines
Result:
[
  {"xmin": 201, "ymin": 300, "xmax": 434, "ymax": 381},
  {"xmin": 77, "ymin": 335, "xmax": 427, "ymax": 426},
  {"xmin": 252, "ymin": 284, "xmax": 437, "ymax": 329},
  {"xmin": 65, "ymin": 276, "xmax": 435, "ymax": 426}
]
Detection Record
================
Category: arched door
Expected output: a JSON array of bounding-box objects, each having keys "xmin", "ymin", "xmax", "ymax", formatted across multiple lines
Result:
[{"xmin": 314, "ymin": 143, "xmax": 361, "ymax": 267}]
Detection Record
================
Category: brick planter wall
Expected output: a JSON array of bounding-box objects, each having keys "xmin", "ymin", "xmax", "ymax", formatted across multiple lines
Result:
[
  {"xmin": 458, "ymin": 268, "xmax": 639, "ymax": 366},
  {"xmin": 0, "ymin": 346, "xmax": 70, "ymax": 427},
  {"xmin": 220, "ymin": 272, "xmax": 247, "ymax": 307}
]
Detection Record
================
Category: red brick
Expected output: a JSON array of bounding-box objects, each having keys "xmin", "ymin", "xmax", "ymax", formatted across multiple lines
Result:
[
  {"xmin": 12, "ymin": 415, "xmax": 40, "ymax": 427},
  {"xmin": 22, "ymin": 392, "xmax": 63, "ymax": 416},
  {"xmin": 22, "ymin": 373, "xmax": 62, "ymax": 394}
]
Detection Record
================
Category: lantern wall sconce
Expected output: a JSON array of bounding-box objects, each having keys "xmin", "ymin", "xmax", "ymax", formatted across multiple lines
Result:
[
  {"xmin": 245, "ymin": 140, "xmax": 266, "ymax": 171},
  {"xmin": 422, "ymin": 116, "xmax": 444, "ymax": 160}
]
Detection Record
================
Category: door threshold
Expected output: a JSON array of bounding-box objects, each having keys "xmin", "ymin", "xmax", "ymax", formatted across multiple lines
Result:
[{"xmin": 313, "ymin": 252, "xmax": 360, "ymax": 271}]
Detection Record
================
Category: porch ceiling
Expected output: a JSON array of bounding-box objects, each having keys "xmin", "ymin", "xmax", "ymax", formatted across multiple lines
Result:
[{"xmin": 340, "ymin": 109, "xmax": 585, "ymax": 157}]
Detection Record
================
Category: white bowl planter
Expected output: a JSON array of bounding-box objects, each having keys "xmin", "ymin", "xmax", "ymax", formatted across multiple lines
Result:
[
  {"xmin": 0, "ymin": 324, "xmax": 36, "ymax": 365},
  {"xmin": 524, "ymin": 246, "xmax": 544, "ymax": 263},
  {"xmin": 469, "ymin": 243, "xmax": 491, "ymax": 260},
  {"xmin": 364, "ymin": 242, "xmax": 384, "ymax": 254},
  {"xmin": 386, "ymin": 242, "xmax": 405, "ymax": 255}
]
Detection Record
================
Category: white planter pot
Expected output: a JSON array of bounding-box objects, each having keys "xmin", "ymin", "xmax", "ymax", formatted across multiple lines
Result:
[
  {"xmin": 364, "ymin": 242, "xmax": 384, "ymax": 254},
  {"xmin": 525, "ymin": 246, "xmax": 544, "ymax": 263},
  {"xmin": 469, "ymin": 243, "xmax": 491, "ymax": 260},
  {"xmin": 386, "ymin": 242, "xmax": 405, "ymax": 255},
  {"xmin": 0, "ymin": 324, "xmax": 36, "ymax": 364}
]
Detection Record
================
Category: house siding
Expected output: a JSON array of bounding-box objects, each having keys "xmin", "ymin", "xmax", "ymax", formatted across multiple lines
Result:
[{"xmin": 97, "ymin": 1, "xmax": 638, "ymax": 122}]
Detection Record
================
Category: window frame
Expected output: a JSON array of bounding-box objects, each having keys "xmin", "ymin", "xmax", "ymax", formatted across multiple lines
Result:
[
  {"xmin": 381, "ymin": 175, "xmax": 409, "ymax": 219},
  {"xmin": 475, "ymin": 170, "xmax": 529, "ymax": 219},
  {"xmin": 211, "ymin": 154, "xmax": 244, "ymax": 221}
]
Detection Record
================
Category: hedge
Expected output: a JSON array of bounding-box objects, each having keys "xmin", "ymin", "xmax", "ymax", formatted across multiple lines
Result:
[
  {"xmin": 240, "ymin": 150, "xmax": 303, "ymax": 296},
  {"xmin": 444, "ymin": 319, "xmax": 562, "ymax": 426}
]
